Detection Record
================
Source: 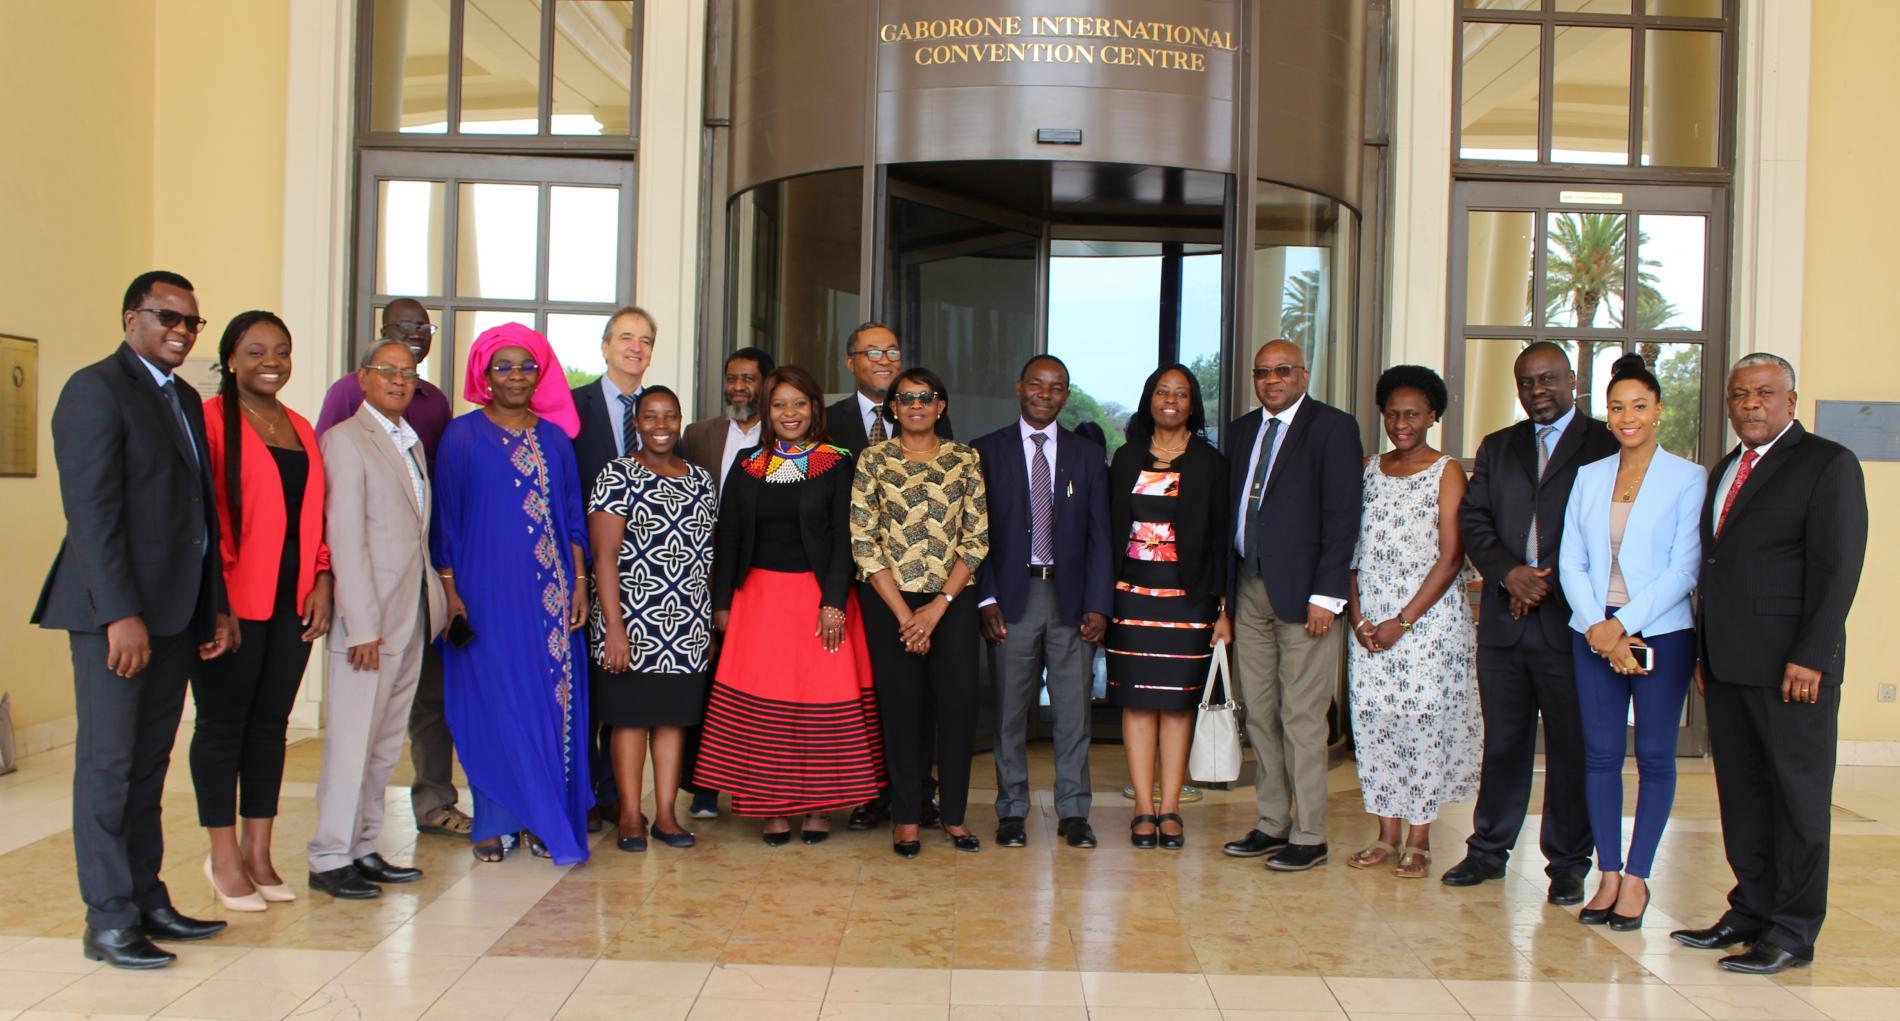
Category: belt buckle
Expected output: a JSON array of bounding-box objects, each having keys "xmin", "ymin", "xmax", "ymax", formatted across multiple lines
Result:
[{"xmin": 1028, "ymin": 564, "xmax": 1054, "ymax": 580}]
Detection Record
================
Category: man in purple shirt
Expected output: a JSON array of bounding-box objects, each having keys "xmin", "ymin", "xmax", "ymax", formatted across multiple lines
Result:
[{"xmin": 313, "ymin": 300, "xmax": 466, "ymax": 839}]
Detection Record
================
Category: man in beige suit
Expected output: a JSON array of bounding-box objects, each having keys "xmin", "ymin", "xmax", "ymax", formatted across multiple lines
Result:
[{"xmin": 307, "ymin": 339, "xmax": 447, "ymax": 899}]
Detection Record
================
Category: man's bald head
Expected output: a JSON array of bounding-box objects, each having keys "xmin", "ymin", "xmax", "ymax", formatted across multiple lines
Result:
[{"xmin": 1252, "ymin": 338, "xmax": 1310, "ymax": 414}]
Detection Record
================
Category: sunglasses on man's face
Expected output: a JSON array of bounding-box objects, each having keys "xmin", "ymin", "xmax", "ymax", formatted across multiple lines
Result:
[
  {"xmin": 891, "ymin": 390, "xmax": 942, "ymax": 407},
  {"xmin": 132, "ymin": 308, "xmax": 209, "ymax": 333},
  {"xmin": 1252, "ymin": 364, "xmax": 1303, "ymax": 380}
]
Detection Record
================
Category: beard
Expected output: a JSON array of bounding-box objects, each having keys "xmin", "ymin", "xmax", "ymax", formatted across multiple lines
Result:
[{"xmin": 727, "ymin": 400, "xmax": 759, "ymax": 423}]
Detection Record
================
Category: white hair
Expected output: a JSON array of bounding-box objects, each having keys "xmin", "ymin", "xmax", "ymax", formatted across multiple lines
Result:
[{"xmin": 1730, "ymin": 352, "xmax": 1795, "ymax": 390}]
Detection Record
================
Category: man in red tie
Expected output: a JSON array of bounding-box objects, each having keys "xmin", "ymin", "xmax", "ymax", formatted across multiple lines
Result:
[{"xmin": 1672, "ymin": 353, "xmax": 1867, "ymax": 974}]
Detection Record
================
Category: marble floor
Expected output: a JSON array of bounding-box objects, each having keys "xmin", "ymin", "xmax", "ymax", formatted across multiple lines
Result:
[{"xmin": 2, "ymin": 729, "xmax": 1899, "ymax": 1021}]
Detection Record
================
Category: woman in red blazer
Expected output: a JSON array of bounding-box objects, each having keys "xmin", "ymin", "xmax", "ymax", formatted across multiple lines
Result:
[{"xmin": 193, "ymin": 311, "xmax": 333, "ymax": 911}]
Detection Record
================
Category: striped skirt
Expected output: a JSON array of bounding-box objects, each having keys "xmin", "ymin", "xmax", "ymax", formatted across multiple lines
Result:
[
  {"xmin": 692, "ymin": 568, "xmax": 887, "ymax": 817},
  {"xmin": 1104, "ymin": 557, "xmax": 1217, "ymax": 712}
]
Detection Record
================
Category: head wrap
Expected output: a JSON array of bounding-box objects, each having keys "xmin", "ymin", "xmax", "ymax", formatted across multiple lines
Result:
[{"xmin": 462, "ymin": 322, "xmax": 582, "ymax": 438}]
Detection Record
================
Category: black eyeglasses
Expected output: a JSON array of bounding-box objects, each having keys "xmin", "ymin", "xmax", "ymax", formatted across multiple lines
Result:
[
  {"xmin": 132, "ymin": 308, "xmax": 208, "ymax": 333},
  {"xmin": 384, "ymin": 321, "xmax": 438, "ymax": 338},
  {"xmin": 365, "ymin": 364, "xmax": 421, "ymax": 381},
  {"xmin": 891, "ymin": 390, "xmax": 942, "ymax": 407},
  {"xmin": 488, "ymin": 359, "xmax": 539, "ymax": 377},
  {"xmin": 1252, "ymin": 364, "xmax": 1303, "ymax": 380},
  {"xmin": 853, "ymin": 347, "xmax": 902, "ymax": 362}
]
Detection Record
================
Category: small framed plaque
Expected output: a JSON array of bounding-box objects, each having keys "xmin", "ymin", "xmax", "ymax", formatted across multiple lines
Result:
[
  {"xmin": 1814, "ymin": 400, "xmax": 1900, "ymax": 462},
  {"xmin": 0, "ymin": 334, "xmax": 36, "ymax": 477}
]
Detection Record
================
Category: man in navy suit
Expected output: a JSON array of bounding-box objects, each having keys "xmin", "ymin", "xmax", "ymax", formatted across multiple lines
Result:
[
  {"xmin": 1221, "ymin": 339, "xmax": 1363, "ymax": 872},
  {"xmin": 973, "ymin": 355, "xmax": 1113, "ymax": 849}
]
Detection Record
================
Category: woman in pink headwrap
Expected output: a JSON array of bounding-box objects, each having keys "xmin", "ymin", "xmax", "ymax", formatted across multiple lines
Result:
[{"xmin": 431, "ymin": 323, "xmax": 593, "ymax": 864}]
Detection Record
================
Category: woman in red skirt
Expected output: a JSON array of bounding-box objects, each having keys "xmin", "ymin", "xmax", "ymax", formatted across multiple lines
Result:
[{"xmin": 695, "ymin": 365, "xmax": 885, "ymax": 844}]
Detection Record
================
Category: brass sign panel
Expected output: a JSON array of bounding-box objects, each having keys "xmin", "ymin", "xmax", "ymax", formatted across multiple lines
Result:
[{"xmin": 0, "ymin": 335, "xmax": 37, "ymax": 477}]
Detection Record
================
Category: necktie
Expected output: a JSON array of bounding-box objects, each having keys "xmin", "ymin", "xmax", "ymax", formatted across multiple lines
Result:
[
  {"xmin": 1242, "ymin": 416, "xmax": 1282, "ymax": 571},
  {"xmin": 1716, "ymin": 449, "xmax": 1760, "ymax": 538},
  {"xmin": 161, "ymin": 380, "xmax": 200, "ymax": 469},
  {"xmin": 1526, "ymin": 424, "xmax": 1556, "ymax": 566},
  {"xmin": 867, "ymin": 409, "xmax": 887, "ymax": 445},
  {"xmin": 1029, "ymin": 433, "xmax": 1054, "ymax": 565},
  {"xmin": 617, "ymin": 392, "xmax": 638, "ymax": 456}
]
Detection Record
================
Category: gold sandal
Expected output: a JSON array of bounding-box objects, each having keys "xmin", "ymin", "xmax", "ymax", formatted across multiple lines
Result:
[
  {"xmin": 1395, "ymin": 847, "xmax": 1432, "ymax": 879},
  {"xmin": 1347, "ymin": 840, "xmax": 1397, "ymax": 869}
]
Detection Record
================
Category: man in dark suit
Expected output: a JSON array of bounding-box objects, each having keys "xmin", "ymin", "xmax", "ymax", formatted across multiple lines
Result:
[
  {"xmin": 34, "ymin": 271, "xmax": 238, "ymax": 968},
  {"xmin": 681, "ymin": 346, "xmax": 775, "ymax": 499},
  {"xmin": 973, "ymin": 355, "xmax": 1113, "ymax": 850},
  {"xmin": 1671, "ymin": 353, "xmax": 1867, "ymax": 975},
  {"xmin": 570, "ymin": 305, "xmax": 657, "ymax": 824},
  {"xmin": 1221, "ymin": 339, "xmax": 1363, "ymax": 872},
  {"xmin": 828, "ymin": 321, "xmax": 950, "ymax": 830},
  {"xmin": 1442, "ymin": 341, "xmax": 1617, "ymax": 903}
]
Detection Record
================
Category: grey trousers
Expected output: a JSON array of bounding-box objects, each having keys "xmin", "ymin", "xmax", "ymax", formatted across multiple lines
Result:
[
  {"xmin": 1233, "ymin": 574, "xmax": 1339, "ymax": 846},
  {"xmin": 990, "ymin": 577, "xmax": 1093, "ymax": 820},
  {"xmin": 308, "ymin": 617, "xmax": 426, "ymax": 872},
  {"xmin": 407, "ymin": 642, "xmax": 459, "ymax": 819}
]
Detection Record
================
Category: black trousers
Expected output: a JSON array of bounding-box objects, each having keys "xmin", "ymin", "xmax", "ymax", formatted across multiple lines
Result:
[
  {"xmin": 1706, "ymin": 677, "xmax": 1838, "ymax": 958},
  {"xmin": 860, "ymin": 585, "xmax": 978, "ymax": 827},
  {"xmin": 1465, "ymin": 621, "xmax": 1593, "ymax": 878},
  {"xmin": 71, "ymin": 629, "xmax": 193, "ymax": 929},
  {"xmin": 188, "ymin": 609, "xmax": 312, "ymax": 827}
]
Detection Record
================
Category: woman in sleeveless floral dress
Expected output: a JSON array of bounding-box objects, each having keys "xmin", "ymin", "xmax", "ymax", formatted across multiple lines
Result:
[{"xmin": 1343, "ymin": 366, "xmax": 1481, "ymax": 879}]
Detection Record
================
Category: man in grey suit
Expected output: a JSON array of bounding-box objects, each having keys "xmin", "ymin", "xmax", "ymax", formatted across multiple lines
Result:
[
  {"xmin": 307, "ymin": 339, "xmax": 447, "ymax": 900},
  {"xmin": 35, "ymin": 271, "xmax": 238, "ymax": 968}
]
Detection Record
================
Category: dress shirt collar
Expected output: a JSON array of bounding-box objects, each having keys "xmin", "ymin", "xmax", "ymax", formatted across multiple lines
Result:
[
  {"xmin": 1018, "ymin": 418, "xmax": 1058, "ymax": 444},
  {"xmin": 1539, "ymin": 404, "xmax": 1578, "ymax": 439},
  {"xmin": 133, "ymin": 351, "xmax": 175, "ymax": 388},
  {"xmin": 1744, "ymin": 419, "xmax": 1795, "ymax": 457},
  {"xmin": 600, "ymin": 373, "xmax": 642, "ymax": 402},
  {"xmin": 856, "ymin": 390, "xmax": 882, "ymax": 425},
  {"xmin": 366, "ymin": 404, "xmax": 421, "ymax": 451},
  {"xmin": 1266, "ymin": 394, "xmax": 1306, "ymax": 428}
]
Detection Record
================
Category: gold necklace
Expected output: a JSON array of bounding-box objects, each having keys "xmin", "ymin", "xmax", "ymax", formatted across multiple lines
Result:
[
  {"xmin": 238, "ymin": 398, "xmax": 280, "ymax": 438},
  {"xmin": 900, "ymin": 436, "xmax": 942, "ymax": 457}
]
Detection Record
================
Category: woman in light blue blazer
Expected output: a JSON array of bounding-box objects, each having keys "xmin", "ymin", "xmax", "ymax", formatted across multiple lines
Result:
[{"xmin": 1558, "ymin": 354, "xmax": 1705, "ymax": 932}]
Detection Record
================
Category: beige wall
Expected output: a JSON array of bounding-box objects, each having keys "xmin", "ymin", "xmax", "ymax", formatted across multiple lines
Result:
[
  {"xmin": 1801, "ymin": 0, "xmax": 1899, "ymax": 746},
  {"xmin": 0, "ymin": 0, "xmax": 289, "ymax": 747}
]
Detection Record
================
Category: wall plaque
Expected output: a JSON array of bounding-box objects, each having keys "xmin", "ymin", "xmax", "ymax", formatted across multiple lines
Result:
[
  {"xmin": 1814, "ymin": 400, "xmax": 1900, "ymax": 462},
  {"xmin": 0, "ymin": 335, "xmax": 36, "ymax": 477}
]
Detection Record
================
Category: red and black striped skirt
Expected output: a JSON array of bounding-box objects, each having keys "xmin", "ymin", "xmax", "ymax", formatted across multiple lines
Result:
[{"xmin": 692, "ymin": 568, "xmax": 887, "ymax": 817}]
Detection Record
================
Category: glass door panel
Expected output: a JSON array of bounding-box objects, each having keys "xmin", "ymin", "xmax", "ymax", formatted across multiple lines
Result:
[
  {"xmin": 548, "ymin": 186, "xmax": 620, "ymax": 302},
  {"xmin": 455, "ymin": 183, "xmax": 540, "ymax": 298}
]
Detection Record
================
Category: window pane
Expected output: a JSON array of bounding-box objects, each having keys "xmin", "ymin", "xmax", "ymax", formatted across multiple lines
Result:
[
  {"xmin": 1643, "ymin": 30, "xmax": 1721, "ymax": 167},
  {"xmin": 1544, "ymin": 211, "xmax": 1627, "ymax": 328},
  {"xmin": 1460, "ymin": 338, "xmax": 1533, "ymax": 457},
  {"xmin": 368, "ymin": 0, "xmax": 450, "ymax": 133},
  {"xmin": 1180, "ymin": 251, "xmax": 1224, "ymax": 433},
  {"xmin": 1565, "ymin": 338, "xmax": 1628, "ymax": 419},
  {"xmin": 456, "ymin": 183, "xmax": 540, "ymax": 299},
  {"xmin": 729, "ymin": 170, "xmax": 862, "ymax": 397},
  {"xmin": 1643, "ymin": 341, "xmax": 1703, "ymax": 461},
  {"xmin": 1048, "ymin": 244, "xmax": 1160, "ymax": 461},
  {"xmin": 1635, "ymin": 214, "xmax": 1706, "ymax": 331},
  {"xmin": 1466, "ymin": 210, "xmax": 1536, "ymax": 326},
  {"xmin": 552, "ymin": 2, "xmax": 635, "ymax": 136},
  {"xmin": 1648, "ymin": 0, "xmax": 1722, "ymax": 15},
  {"xmin": 376, "ymin": 180, "xmax": 446, "ymax": 297},
  {"xmin": 1462, "ymin": 0, "xmax": 1537, "ymax": 9},
  {"xmin": 460, "ymin": 0, "xmax": 542, "ymax": 134},
  {"xmin": 1552, "ymin": 27, "xmax": 1631, "ymax": 164},
  {"xmin": 547, "ymin": 313, "xmax": 610, "ymax": 383},
  {"xmin": 452, "ymin": 308, "xmax": 537, "ymax": 414},
  {"xmin": 548, "ymin": 186, "xmax": 620, "ymax": 302},
  {"xmin": 1461, "ymin": 23, "xmax": 1541, "ymax": 161},
  {"xmin": 1555, "ymin": 0, "xmax": 1630, "ymax": 12}
]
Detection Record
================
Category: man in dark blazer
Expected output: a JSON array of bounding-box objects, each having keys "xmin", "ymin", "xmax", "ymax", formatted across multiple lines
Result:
[
  {"xmin": 681, "ymin": 346, "xmax": 774, "ymax": 499},
  {"xmin": 1443, "ymin": 341, "xmax": 1617, "ymax": 904},
  {"xmin": 1221, "ymin": 339, "xmax": 1363, "ymax": 872},
  {"xmin": 570, "ymin": 305, "xmax": 657, "ymax": 824},
  {"xmin": 34, "ymin": 271, "xmax": 237, "ymax": 968},
  {"xmin": 1671, "ymin": 353, "xmax": 1867, "ymax": 975},
  {"xmin": 973, "ymin": 355, "xmax": 1113, "ymax": 850}
]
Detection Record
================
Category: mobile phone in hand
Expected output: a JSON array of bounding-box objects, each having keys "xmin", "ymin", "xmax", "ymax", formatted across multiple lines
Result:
[
  {"xmin": 1630, "ymin": 643, "xmax": 1653, "ymax": 672},
  {"xmin": 447, "ymin": 615, "xmax": 476, "ymax": 648}
]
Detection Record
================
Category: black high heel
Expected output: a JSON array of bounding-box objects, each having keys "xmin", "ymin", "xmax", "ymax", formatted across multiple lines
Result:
[
  {"xmin": 1608, "ymin": 883, "xmax": 1650, "ymax": 931},
  {"xmin": 1578, "ymin": 905, "xmax": 1613, "ymax": 925},
  {"xmin": 1157, "ymin": 813, "xmax": 1185, "ymax": 850},
  {"xmin": 892, "ymin": 839, "xmax": 921, "ymax": 858},
  {"xmin": 801, "ymin": 814, "xmax": 831, "ymax": 845},
  {"xmin": 762, "ymin": 830, "xmax": 792, "ymax": 847},
  {"xmin": 942, "ymin": 826, "xmax": 980, "ymax": 853},
  {"xmin": 1129, "ymin": 814, "xmax": 1159, "ymax": 849}
]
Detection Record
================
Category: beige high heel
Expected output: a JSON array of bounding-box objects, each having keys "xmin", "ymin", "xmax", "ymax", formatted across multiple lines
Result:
[
  {"xmin": 246, "ymin": 867, "xmax": 296, "ymax": 903},
  {"xmin": 204, "ymin": 856, "xmax": 267, "ymax": 912}
]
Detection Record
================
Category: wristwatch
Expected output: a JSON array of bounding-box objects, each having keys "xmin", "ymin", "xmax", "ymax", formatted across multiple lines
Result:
[
  {"xmin": 1397, "ymin": 612, "xmax": 1413, "ymax": 632},
  {"xmin": 941, "ymin": 591, "xmax": 956, "ymax": 604}
]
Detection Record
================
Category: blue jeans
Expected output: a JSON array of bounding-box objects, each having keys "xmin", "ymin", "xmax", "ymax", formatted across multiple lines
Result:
[{"xmin": 1570, "ymin": 620, "xmax": 1694, "ymax": 878}]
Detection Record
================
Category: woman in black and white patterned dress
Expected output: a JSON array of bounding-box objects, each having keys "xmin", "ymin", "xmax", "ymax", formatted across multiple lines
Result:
[
  {"xmin": 1343, "ymin": 366, "xmax": 1480, "ymax": 879},
  {"xmin": 588, "ymin": 386, "xmax": 716, "ymax": 851}
]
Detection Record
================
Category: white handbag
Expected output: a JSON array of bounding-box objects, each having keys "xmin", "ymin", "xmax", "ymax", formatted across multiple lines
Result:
[{"xmin": 1188, "ymin": 639, "xmax": 1242, "ymax": 784}]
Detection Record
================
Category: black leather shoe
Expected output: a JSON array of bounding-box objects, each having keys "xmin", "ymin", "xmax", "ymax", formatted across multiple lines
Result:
[
  {"xmin": 996, "ymin": 817, "xmax": 1027, "ymax": 847},
  {"xmin": 1129, "ymin": 814, "xmax": 1159, "ymax": 849},
  {"xmin": 847, "ymin": 801, "xmax": 887, "ymax": 831},
  {"xmin": 1222, "ymin": 829, "xmax": 1288, "ymax": 858},
  {"xmin": 1157, "ymin": 813, "xmax": 1186, "ymax": 851},
  {"xmin": 1672, "ymin": 921, "xmax": 1759, "ymax": 950},
  {"xmin": 798, "ymin": 824, "xmax": 829, "ymax": 846},
  {"xmin": 892, "ymin": 839, "xmax": 921, "ymax": 859},
  {"xmin": 761, "ymin": 829, "xmax": 792, "ymax": 847},
  {"xmin": 1720, "ymin": 941, "xmax": 1810, "ymax": 975},
  {"xmin": 83, "ymin": 926, "xmax": 176, "ymax": 969},
  {"xmin": 353, "ymin": 853, "xmax": 422, "ymax": 884},
  {"xmin": 1440, "ymin": 856, "xmax": 1508, "ymax": 887},
  {"xmin": 309, "ymin": 865, "xmax": 381, "ymax": 900},
  {"xmin": 1578, "ymin": 905, "xmax": 1613, "ymax": 925},
  {"xmin": 919, "ymin": 799, "xmax": 942, "ymax": 828},
  {"xmin": 1608, "ymin": 904, "xmax": 1648, "ymax": 932},
  {"xmin": 1266, "ymin": 842, "xmax": 1328, "ymax": 872},
  {"xmin": 1547, "ymin": 872, "xmax": 1587, "ymax": 905},
  {"xmin": 1059, "ymin": 817, "xmax": 1097, "ymax": 849},
  {"xmin": 944, "ymin": 828, "xmax": 981, "ymax": 853},
  {"xmin": 140, "ymin": 907, "xmax": 226, "ymax": 941}
]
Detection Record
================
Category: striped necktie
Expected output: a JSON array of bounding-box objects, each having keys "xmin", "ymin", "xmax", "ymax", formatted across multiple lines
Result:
[
  {"xmin": 618, "ymin": 392, "xmax": 638, "ymax": 456},
  {"xmin": 1030, "ymin": 433, "xmax": 1054, "ymax": 565}
]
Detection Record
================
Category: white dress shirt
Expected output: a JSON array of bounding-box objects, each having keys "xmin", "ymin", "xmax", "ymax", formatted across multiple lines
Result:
[
  {"xmin": 1712, "ymin": 419, "xmax": 1794, "ymax": 533},
  {"xmin": 856, "ymin": 391, "xmax": 884, "ymax": 438},
  {"xmin": 977, "ymin": 419, "xmax": 1060, "ymax": 610},
  {"xmin": 1231, "ymin": 395, "xmax": 1345, "ymax": 614},
  {"xmin": 720, "ymin": 418, "xmax": 761, "ymax": 492},
  {"xmin": 368, "ymin": 405, "xmax": 427, "ymax": 512}
]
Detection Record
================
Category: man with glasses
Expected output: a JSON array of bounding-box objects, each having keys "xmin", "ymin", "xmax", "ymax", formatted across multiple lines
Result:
[
  {"xmin": 315, "ymin": 300, "xmax": 466, "ymax": 841},
  {"xmin": 824, "ymin": 322, "xmax": 950, "ymax": 831},
  {"xmin": 1442, "ymin": 341, "xmax": 1614, "ymax": 903},
  {"xmin": 1221, "ymin": 339, "xmax": 1362, "ymax": 873},
  {"xmin": 36, "ymin": 270, "xmax": 238, "ymax": 966}
]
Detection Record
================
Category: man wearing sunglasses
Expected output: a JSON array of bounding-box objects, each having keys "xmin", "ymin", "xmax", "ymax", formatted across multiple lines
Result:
[
  {"xmin": 314, "ymin": 300, "xmax": 467, "ymax": 842},
  {"xmin": 36, "ymin": 270, "xmax": 239, "ymax": 967}
]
